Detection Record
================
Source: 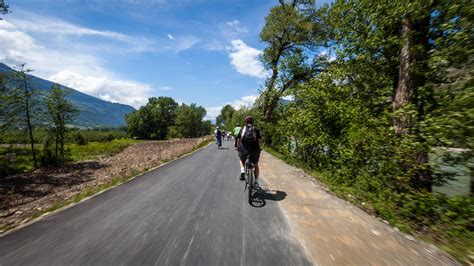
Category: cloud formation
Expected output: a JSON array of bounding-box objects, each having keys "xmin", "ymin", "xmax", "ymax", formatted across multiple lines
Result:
[
  {"xmin": 226, "ymin": 20, "xmax": 248, "ymax": 33},
  {"xmin": 0, "ymin": 18, "xmax": 154, "ymax": 108},
  {"xmin": 158, "ymin": 86, "xmax": 172, "ymax": 91},
  {"xmin": 49, "ymin": 70, "xmax": 152, "ymax": 108},
  {"xmin": 204, "ymin": 94, "xmax": 258, "ymax": 121},
  {"xmin": 228, "ymin": 39, "xmax": 267, "ymax": 79}
]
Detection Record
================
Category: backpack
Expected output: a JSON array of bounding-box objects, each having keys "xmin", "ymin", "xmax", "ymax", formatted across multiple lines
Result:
[{"xmin": 241, "ymin": 125, "xmax": 257, "ymax": 146}]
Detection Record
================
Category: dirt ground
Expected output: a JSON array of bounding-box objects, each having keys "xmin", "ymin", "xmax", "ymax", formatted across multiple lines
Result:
[
  {"xmin": 258, "ymin": 151, "xmax": 459, "ymax": 265},
  {"xmin": 0, "ymin": 138, "xmax": 208, "ymax": 233}
]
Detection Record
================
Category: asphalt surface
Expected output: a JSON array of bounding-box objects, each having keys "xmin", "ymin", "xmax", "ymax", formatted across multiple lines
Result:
[{"xmin": 0, "ymin": 140, "xmax": 310, "ymax": 266}]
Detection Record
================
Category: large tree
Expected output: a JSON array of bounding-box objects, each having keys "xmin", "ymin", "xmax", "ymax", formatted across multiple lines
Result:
[
  {"xmin": 126, "ymin": 97, "xmax": 178, "ymax": 140},
  {"xmin": 9, "ymin": 64, "xmax": 41, "ymax": 168},
  {"xmin": 173, "ymin": 103, "xmax": 207, "ymax": 138},
  {"xmin": 216, "ymin": 104, "xmax": 235, "ymax": 129},
  {"xmin": 259, "ymin": 0, "xmax": 321, "ymax": 124}
]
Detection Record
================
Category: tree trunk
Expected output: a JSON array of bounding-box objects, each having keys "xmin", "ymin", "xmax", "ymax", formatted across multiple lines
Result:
[
  {"xmin": 262, "ymin": 47, "xmax": 284, "ymax": 125},
  {"xmin": 393, "ymin": 13, "xmax": 432, "ymax": 191},
  {"xmin": 23, "ymin": 74, "xmax": 37, "ymax": 168},
  {"xmin": 393, "ymin": 18, "xmax": 414, "ymax": 135}
]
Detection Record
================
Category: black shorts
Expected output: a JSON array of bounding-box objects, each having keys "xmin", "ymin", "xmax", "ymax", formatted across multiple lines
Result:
[{"xmin": 239, "ymin": 151, "xmax": 260, "ymax": 164}]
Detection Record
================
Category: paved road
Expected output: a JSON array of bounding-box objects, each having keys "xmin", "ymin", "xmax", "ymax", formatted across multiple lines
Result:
[{"xmin": 0, "ymin": 141, "xmax": 310, "ymax": 265}]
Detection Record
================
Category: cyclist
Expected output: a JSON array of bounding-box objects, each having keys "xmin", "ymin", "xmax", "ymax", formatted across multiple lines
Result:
[
  {"xmin": 215, "ymin": 126, "xmax": 222, "ymax": 148},
  {"xmin": 236, "ymin": 116, "xmax": 263, "ymax": 186},
  {"xmin": 232, "ymin": 123, "xmax": 242, "ymax": 150}
]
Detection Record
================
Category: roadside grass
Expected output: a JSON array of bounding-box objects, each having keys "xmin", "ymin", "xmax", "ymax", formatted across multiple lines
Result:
[
  {"xmin": 264, "ymin": 147, "xmax": 473, "ymax": 265},
  {"xmin": 0, "ymin": 146, "xmax": 42, "ymax": 174},
  {"xmin": 0, "ymin": 130, "xmax": 128, "ymax": 144},
  {"xmin": 68, "ymin": 139, "xmax": 141, "ymax": 161},
  {"xmin": 0, "ymin": 139, "xmax": 141, "ymax": 176},
  {"xmin": 2, "ymin": 137, "xmax": 214, "ymax": 235}
]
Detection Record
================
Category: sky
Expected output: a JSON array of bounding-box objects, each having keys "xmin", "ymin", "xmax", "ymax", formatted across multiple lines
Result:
[{"xmin": 0, "ymin": 0, "xmax": 330, "ymax": 120}]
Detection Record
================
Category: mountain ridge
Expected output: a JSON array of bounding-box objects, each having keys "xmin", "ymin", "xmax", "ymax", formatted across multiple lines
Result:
[{"xmin": 0, "ymin": 63, "xmax": 135, "ymax": 127}]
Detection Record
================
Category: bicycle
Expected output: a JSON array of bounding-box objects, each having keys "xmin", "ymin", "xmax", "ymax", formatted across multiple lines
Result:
[{"xmin": 244, "ymin": 155, "xmax": 255, "ymax": 204}]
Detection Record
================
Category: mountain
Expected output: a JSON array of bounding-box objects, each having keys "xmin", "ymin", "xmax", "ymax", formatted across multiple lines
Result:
[{"xmin": 0, "ymin": 63, "xmax": 135, "ymax": 127}]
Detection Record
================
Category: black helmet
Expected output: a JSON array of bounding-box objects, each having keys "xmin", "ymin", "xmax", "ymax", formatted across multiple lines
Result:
[{"xmin": 244, "ymin": 116, "xmax": 253, "ymax": 124}]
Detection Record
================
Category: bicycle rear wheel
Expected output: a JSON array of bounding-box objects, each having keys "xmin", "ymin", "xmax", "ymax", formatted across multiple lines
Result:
[{"xmin": 247, "ymin": 169, "xmax": 253, "ymax": 204}]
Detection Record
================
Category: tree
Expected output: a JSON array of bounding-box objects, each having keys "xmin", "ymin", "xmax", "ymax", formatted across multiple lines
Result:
[
  {"xmin": 10, "ymin": 64, "xmax": 40, "ymax": 168},
  {"xmin": 173, "ymin": 103, "xmax": 207, "ymax": 138},
  {"xmin": 42, "ymin": 84, "xmax": 77, "ymax": 165},
  {"xmin": 125, "ymin": 97, "xmax": 178, "ymax": 140},
  {"xmin": 0, "ymin": 0, "xmax": 10, "ymax": 17},
  {"xmin": 259, "ymin": 0, "xmax": 321, "ymax": 124},
  {"xmin": 216, "ymin": 104, "xmax": 235, "ymax": 129}
]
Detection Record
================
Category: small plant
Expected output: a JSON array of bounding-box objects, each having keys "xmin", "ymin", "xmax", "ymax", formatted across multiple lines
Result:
[{"xmin": 74, "ymin": 132, "xmax": 88, "ymax": 145}]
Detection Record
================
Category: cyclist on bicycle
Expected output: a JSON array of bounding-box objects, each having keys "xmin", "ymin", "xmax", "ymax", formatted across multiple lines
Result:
[
  {"xmin": 232, "ymin": 123, "xmax": 242, "ymax": 150},
  {"xmin": 236, "ymin": 116, "xmax": 263, "ymax": 186},
  {"xmin": 215, "ymin": 126, "xmax": 223, "ymax": 148}
]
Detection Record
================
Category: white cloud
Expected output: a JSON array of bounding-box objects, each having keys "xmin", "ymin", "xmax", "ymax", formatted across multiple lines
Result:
[
  {"xmin": 8, "ymin": 11, "xmax": 157, "ymax": 53},
  {"xmin": 49, "ymin": 70, "xmax": 152, "ymax": 108},
  {"xmin": 226, "ymin": 20, "xmax": 248, "ymax": 33},
  {"xmin": 167, "ymin": 34, "xmax": 174, "ymax": 40},
  {"xmin": 11, "ymin": 15, "xmax": 131, "ymax": 41},
  {"xmin": 230, "ymin": 94, "xmax": 257, "ymax": 109},
  {"xmin": 203, "ymin": 39, "xmax": 225, "ymax": 51},
  {"xmin": 159, "ymin": 86, "xmax": 172, "ymax": 91},
  {"xmin": 172, "ymin": 35, "xmax": 200, "ymax": 52},
  {"xmin": 228, "ymin": 39, "xmax": 267, "ymax": 79},
  {"xmin": 204, "ymin": 94, "xmax": 258, "ymax": 121},
  {"xmin": 204, "ymin": 106, "xmax": 222, "ymax": 121},
  {"xmin": 0, "ymin": 18, "xmax": 154, "ymax": 108}
]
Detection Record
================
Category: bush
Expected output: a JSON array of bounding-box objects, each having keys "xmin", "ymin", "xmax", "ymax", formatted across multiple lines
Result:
[{"xmin": 74, "ymin": 132, "xmax": 88, "ymax": 145}]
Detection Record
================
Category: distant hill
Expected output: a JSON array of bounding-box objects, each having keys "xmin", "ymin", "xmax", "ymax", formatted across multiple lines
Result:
[{"xmin": 0, "ymin": 63, "xmax": 135, "ymax": 127}]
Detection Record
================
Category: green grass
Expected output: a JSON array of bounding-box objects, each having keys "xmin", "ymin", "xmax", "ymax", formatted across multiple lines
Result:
[
  {"xmin": 0, "ymin": 145, "xmax": 41, "ymax": 174},
  {"xmin": 0, "ymin": 130, "xmax": 128, "ymax": 144},
  {"xmin": 68, "ymin": 139, "xmax": 141, "ymax": 161},
  {"xmin": 0, "ymin": 139, "xmax": 141, "ymax": 176}
]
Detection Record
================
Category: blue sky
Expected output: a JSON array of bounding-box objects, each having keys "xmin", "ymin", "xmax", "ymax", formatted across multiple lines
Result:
[{"xmin": 0, "ymin": 0, "xmax": 330, "ymax": 120}]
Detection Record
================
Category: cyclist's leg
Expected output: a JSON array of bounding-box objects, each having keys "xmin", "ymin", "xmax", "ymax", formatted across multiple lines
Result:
[
  {"xmin": 238, "ymin": 152, "xmax": 245, "ymax": 180},
  {"xmin": 254, "ymin": 163, "xmax": 259, "ymax": 179},
  {"xmin": 250, "ymin": 152, "xmax": 261, "ymax": 184}
]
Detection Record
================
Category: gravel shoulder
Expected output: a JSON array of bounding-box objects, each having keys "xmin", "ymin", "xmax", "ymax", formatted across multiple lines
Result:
[{"xmin": 259, "ymin": 150, "xmax": 458, "ymax": 265}]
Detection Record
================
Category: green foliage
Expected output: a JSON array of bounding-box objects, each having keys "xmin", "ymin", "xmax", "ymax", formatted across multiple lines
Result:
[
  {"xmin": 260, "ymin": 0, "xmax": 473, "ymax": 262},
  {"xmin": 126, "ymin": 96, "xmax": 211, "ymax": 140},
  {"xmin": 73, "ymin": 131, "xmax": 88, "ymax": 145},
  {"xmin": 169, "ymin": 103, "xmax": 208, "ymax": 138},
  {"xmin": 41, "ymin": 84, "xmax": 78, "ymax": 166},
  {"xmin": 126, "ymin": 96, "xmax": 178, "ymax": 140},
  {"xmin": 68, "ymin": 139, "xmax": 140, "ymax": 161},
  {"xmin": 216, "ymin": 104, "xmax": 235, "ymax": 129}
]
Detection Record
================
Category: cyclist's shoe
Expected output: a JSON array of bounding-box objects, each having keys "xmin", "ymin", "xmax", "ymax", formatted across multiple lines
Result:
[{"xmin": 240, "ymin": 172, "xmax": 245, "ymax": 180}]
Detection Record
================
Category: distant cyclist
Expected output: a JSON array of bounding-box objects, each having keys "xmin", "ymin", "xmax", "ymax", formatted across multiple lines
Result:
[
  {"xmin": 236, "ymin": 116, "xmax": 263, "ymax": 185},
  {"xmin": 232, "ymin": 123, "xmax": 241, "ymax": 150},
  {"xmin": 215, "ymin": 126, "xmax": 222, "ymax": 148}
]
